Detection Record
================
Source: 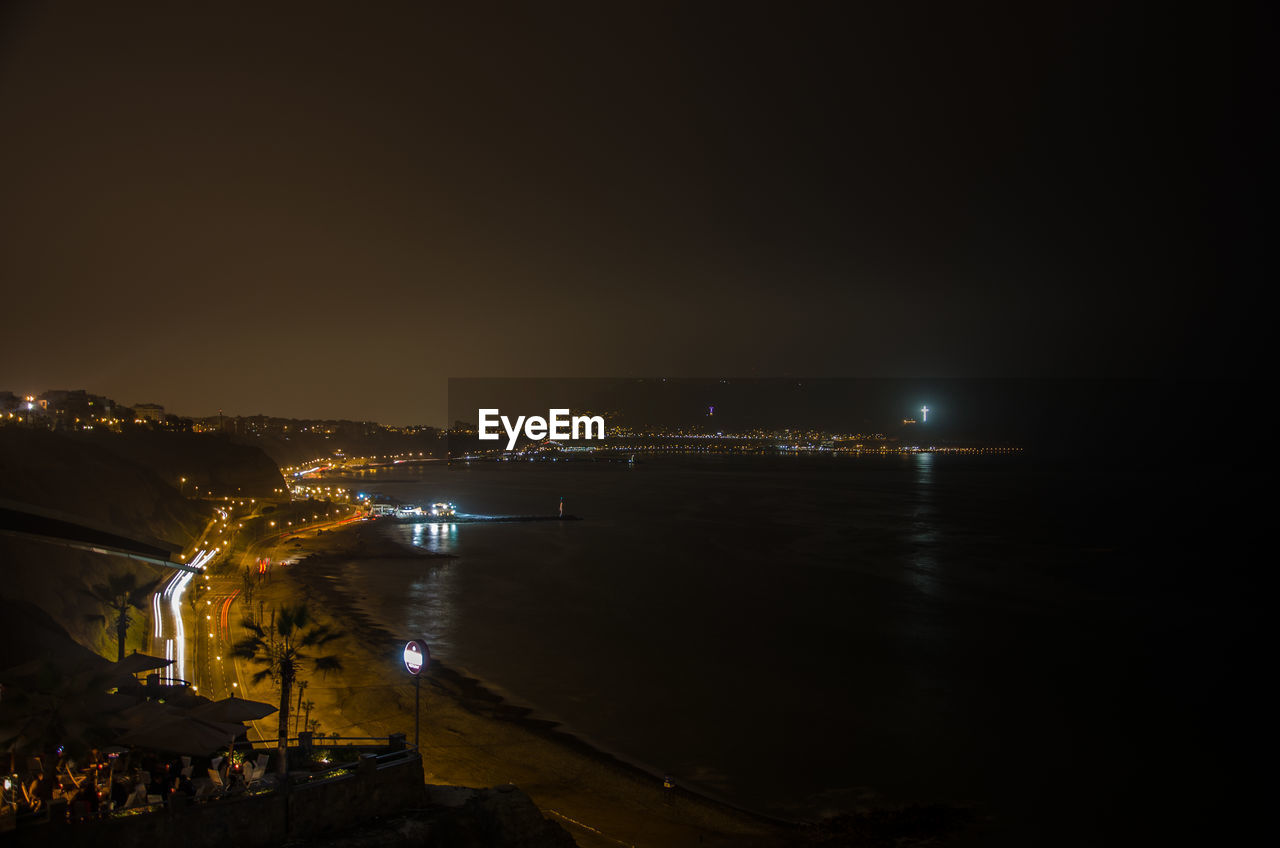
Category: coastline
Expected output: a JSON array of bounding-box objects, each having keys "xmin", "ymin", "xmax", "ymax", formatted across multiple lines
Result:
[{"xmin": 241, "ymin": 520, "xmax": 793, "ymax": 848}]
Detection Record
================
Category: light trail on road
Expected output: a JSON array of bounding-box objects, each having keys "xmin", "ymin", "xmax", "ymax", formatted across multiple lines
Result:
[
  {"xmin": 157, "ymin": 547, "xmax": 214, "ymax": 683},
  {"xmin": 152, "ymin": 578, "xmax": 164, "ymax": 641},
  {"xmin": 148, "ymin": 507, "xmax": 357, "ymax": 735},
  {"xmin": 220, "ymin": 591, "xmax": 237, "ymax": 637}
]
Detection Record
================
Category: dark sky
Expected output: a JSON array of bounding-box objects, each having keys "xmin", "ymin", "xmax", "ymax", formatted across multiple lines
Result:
[{"xmin": 0, "ymin": 1, "xmax": 1267, "ymax": 425}]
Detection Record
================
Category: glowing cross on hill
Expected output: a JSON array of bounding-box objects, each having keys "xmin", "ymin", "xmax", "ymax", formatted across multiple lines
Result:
[{"xmin": 921, "ymin": 405, "xmax": 929, "ymax": 423}]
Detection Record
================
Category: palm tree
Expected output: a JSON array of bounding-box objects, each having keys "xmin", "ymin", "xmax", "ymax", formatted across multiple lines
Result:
[
  {"xmin": 301, "ymin": 700, "xmax": 316, "ymax": 736},
  {"xmin": 82, "ymin": 571, "xmax": 164, "ymax": 662},
  {"xmin": 232, "ymin": 603, "xmax": 342, "ymax": 774},
  {"xmin": 294, "ymin": 679, "xmax": 309, "ymax": 734},
  {"xmin": 241, "ymin": 566, "xmax": 256, "ymax": 609}
]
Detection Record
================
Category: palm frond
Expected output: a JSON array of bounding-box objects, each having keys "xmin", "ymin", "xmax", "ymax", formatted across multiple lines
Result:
[
  {"xmin": 231, "ymin": 636, "xmax": 264, "ymax": 659},
  {"xmin": 299, "ymin": 626, "xmax": 340, "ymax": 648},
  {"xmin": 312, "ymin": 655, "xmax": 343, "ymax": 678}
]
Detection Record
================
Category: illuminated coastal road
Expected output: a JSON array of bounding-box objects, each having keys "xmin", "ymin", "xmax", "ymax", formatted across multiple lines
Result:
[
  {"xmin": 152, "ymin": 547, "xmax": 214, "ymax": 684},
  {"xmin": 148, "ymin": 502, "xmax": 285, "ymax": 745},
  {"xmin": 184, "ymin": 509, "xmax": 360, "ymax": 745},
  {"xmin": 189, "ymin": 526, "xmax": 290, "ymax": 744},
  {"xmin": 150, "ymin": 506, "xmax": 233, "ymax": 684}
]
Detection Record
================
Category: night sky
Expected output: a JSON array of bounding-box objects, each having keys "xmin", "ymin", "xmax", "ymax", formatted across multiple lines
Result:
[{"xmin": 0, "ymin": 1, "xmax": 1266, "ymax": 425}]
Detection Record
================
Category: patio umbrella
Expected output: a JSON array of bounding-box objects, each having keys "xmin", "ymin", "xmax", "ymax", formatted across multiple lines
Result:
[
  {"xmin": 0, "ymin": 656, "xmax": 116, "ymax": 688},
  {"xmin": 189, "ymin": 696, "xmax": 277, "ymax": 723},
  {"xmin": 7, "ymin": 658, "xmax": 155, "ymax": 693},
  {"xmin": 108, "ymin": 699, "xmax": 181, "ymax": 730},
  {"xmin": 154, "ymin": 689, "xmax": 212, "ymax": 710},
  {"xmin": 0, "ymin": 666, "xmax": 138, "ymax": 756},
  {"xmin": 114, "ymin": 651, "xmax": 173, "ymax": 677},
  {"xmin": 116, "ymin": 716, "xmax": 246, "ymax": 756},
  {"xmin": 65, "ymin": 690, "xmax": 138, "ymax": 728}
]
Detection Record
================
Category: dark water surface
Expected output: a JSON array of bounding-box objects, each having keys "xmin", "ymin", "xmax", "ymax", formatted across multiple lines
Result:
[{"xmin": 311, "ymin": 454, "xmax": 1262, "ymax": 844}]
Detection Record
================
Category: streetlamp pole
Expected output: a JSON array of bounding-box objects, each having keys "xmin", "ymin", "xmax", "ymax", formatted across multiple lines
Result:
[{"xmin": 403, "ymin": 640, "xmax": 429, "ymax": 751}]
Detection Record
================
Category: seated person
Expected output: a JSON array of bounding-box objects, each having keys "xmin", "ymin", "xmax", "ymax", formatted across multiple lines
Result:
[
  {"xmin": 110, "ymin": 778, "xmax": 130, "ymax": 810},
  {"xmin": 32, "ymin": 771, "xmax": 55, "ymax": 809},
  {"xmin": 22, "ymin": 777, "xmax": 41, "ymax": 813},
  {"xmin": 72, "ymin": 781, "xmax": 99, "ymax": 818},
  {"xmin": 123, "ymin": 781, "xmax": 149, "ymax": 809},
  {"xmin": 147, "ymin": 770, "xmax": 167, "ymax": 799},
  {"xmin": 61, "ymin": 758, "xmax": 86, "ymax": 789}
]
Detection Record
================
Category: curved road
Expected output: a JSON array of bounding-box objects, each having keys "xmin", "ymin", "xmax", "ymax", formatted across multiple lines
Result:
[{"xmin": 153, "ymin": 504, "xmax": 359, "ymax": 746}]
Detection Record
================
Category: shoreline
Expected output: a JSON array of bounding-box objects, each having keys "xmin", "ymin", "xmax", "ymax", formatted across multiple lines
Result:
[{"xmin": 250, "ymin": 520, "xmax": 795, "ymax": 847}]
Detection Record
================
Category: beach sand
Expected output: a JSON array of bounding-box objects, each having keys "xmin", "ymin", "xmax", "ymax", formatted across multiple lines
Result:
[{"xmin": 232, "ymin": 521, "xmax": 792, "ymax": 848}]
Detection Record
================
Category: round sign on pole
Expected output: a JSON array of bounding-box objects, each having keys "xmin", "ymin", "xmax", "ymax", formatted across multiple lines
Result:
[{"xmin": 403, "ymin": 640, "xmax": 429, "ymax": 676}]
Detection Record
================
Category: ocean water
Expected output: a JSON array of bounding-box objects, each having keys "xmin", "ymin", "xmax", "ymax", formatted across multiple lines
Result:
[{"xmin": 311, "ymin": 454, "xmax": 1260, "ymax": 843}]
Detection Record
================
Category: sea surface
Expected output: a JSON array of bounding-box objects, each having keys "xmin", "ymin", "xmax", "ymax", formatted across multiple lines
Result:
[{"xmin": 309, "ymin": 453, "xmax": 1261, "ymax": 844}]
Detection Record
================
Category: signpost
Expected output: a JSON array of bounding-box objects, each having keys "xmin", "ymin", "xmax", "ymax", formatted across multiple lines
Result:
[{"xmin": 403, "ymin": 640, "xmax": 430, "ymax": 748}]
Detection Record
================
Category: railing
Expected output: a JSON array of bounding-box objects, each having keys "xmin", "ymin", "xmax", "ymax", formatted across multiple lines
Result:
[{"xmin": 6, "ymin": 735, "xmax": 421, "ymax": 830}]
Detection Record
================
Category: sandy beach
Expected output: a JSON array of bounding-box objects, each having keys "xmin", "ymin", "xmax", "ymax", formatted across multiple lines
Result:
[{"xmin": 232, "ymin": 521, "xmax": 793, "ymax": 848}]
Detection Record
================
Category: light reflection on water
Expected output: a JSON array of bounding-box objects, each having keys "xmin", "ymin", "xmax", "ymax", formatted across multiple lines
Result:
[
  {"xmin": 410, "ymin": 521, "xmax": 459, "ymax": 552},
  {"xmin": 392, "ymin": 522, "xmax": 463, "ymax": 652},
  {"xmin": 909, "ymin": 452, "xmax": 940, "ymax": 597},
  {"xmin": 312, "ymin": 454, "xmax": 1200, "ymax": 838}
]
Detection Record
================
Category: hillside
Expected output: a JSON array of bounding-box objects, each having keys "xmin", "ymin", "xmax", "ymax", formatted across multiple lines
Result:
[{"xmin": 0, "ymin": 428, "xmax": 279, "ymax": 658}]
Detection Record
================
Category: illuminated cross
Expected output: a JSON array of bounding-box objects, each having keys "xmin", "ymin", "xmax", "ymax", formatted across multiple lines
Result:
[{"xmin": 921, "ymin": 405, "xmax": 929, "ymax": 423}]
